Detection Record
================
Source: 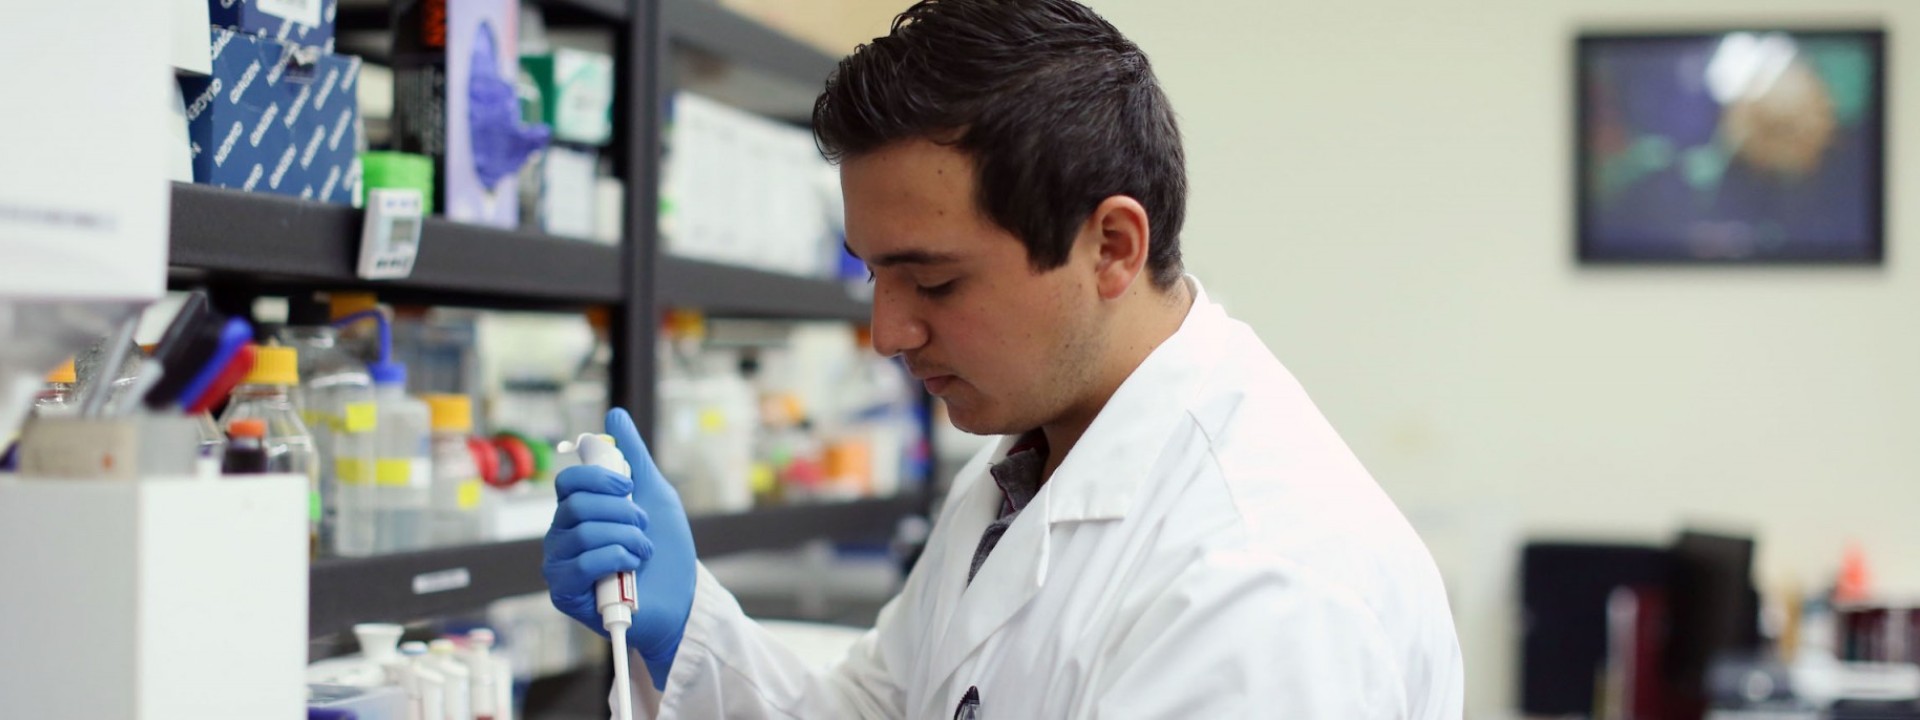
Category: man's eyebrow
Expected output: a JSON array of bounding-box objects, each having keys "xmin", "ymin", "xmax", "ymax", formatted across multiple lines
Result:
[{"xmin": 845, "ymin": 242, "xmax": 962, "ymax": 267}]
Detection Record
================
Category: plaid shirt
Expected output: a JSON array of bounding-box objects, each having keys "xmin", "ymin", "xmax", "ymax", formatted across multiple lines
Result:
[{"xmin": 967, "ymin": 431, "xmax": 1048, "ymax": 585}]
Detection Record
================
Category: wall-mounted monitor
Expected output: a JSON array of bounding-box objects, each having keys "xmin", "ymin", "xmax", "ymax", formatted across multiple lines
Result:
[{"xmin": 1576, "ymin": 30, "xmax": 1885, "ymax": 264}]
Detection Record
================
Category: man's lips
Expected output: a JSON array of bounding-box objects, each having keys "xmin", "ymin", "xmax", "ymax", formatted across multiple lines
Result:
[{"xmin": 921, "ymin": 374, "xmax": 956, "ymax": 394}]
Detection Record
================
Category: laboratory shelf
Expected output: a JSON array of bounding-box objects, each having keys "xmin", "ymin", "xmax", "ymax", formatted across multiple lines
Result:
[
  {"xmin": 661, "ymin": 0, "xmax": 838, "ymax": 87},
  {"xmin": 169, "ymin": 183, "xmax": 626, "ymax": 307},
  {"xmin": 308, "ymin": 538, "xmax": 547, "ymax": 639},
  {"xmin": 307, "ymin": 494, "xmax": 925, "ymax": 638},
  {"xmin": 689, "ymin": 493, "xmax": 925, "ymax": 557},
  {"xmin": 658, "ymin": 255, "xmax": 871, "ymax": 322}
]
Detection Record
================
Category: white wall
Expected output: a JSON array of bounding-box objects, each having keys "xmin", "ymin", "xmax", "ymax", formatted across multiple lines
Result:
[{"xmin": 1092, "ymin": 0, "xmax": 1920, "ymax": 716}]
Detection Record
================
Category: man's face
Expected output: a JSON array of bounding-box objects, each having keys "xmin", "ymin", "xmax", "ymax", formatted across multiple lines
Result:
[{"xmin": 842, "ymin": 139, "xmax": 1104, "ymax": 436}]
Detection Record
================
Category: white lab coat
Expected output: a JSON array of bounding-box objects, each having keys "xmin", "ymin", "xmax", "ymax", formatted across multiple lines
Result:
[{"xmin": 627, "ymin": 277, "xmax": 1465, "ymax": 718}]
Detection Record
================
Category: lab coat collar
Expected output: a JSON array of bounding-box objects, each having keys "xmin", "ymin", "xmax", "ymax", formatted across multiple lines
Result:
[
  {"xmin": 920, "ymin": 276, "xmax": 1226, "ymax": 703},
  {"xmin": 1041, "ymin": 274, "xmax": 1225, "ymax": 525}
]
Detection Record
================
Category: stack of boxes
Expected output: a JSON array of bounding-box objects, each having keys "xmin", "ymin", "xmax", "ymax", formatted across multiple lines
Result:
[
  {"xmin": 168, "ymin": 0, "xmax": 622, "ymax": 244},
  {"xmin": 522, "ymin": 47, "xmax": 619, "ymax": 243},
  {"xmin": 662, "ymin": 92, "xmax": 844, "ymax": 279},
  {"xmin": 177, "ymin": 0, "xmax": 363, "ymax": 205}
]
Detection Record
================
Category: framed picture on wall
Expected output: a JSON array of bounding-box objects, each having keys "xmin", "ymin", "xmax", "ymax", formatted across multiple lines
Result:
[{"xmin": 1575, "ymin": 29, "xmax": 1886, "ymax": 264}]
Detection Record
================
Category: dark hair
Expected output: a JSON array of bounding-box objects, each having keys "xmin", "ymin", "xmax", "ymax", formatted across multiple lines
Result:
[{"xmin": 813, "ymin": 0, "xmax": 1187, "ymax": 289}]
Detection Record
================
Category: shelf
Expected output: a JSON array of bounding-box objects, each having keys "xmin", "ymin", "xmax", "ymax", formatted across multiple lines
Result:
[
  {"xmin": 661, "ymin": 0, "xmax": 838, "ymax": 88},
  {"xmin": 170, "ymin": 183, "xmax": 625, "ymax": 307},
  {"xmin": 657, "ymin": 256, "xmax": 870, "ymax": 322},
  {"xmin": 309, "ymin": 538, "xmax": 547, "ymax": 639},
  {"xmin": 690, "ymin": 493, "xmax": 924, "ymax": 557},
  {"xmin": 309, "ymin": 494, "xmax": 924, "ymax": 638}
]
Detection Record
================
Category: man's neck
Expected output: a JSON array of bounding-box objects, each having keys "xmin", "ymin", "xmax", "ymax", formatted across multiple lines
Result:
[{"xmin": 1038, "ymin": 278, "xmax": 1195, "ymax": 481}]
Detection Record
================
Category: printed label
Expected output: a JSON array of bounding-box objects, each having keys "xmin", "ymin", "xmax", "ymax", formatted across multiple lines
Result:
[
  {"xmin": 284, "ymin": 82, "xmax": 312, "ymax": 128},
  {"xmin": 314, "ymin": 67, "xmax": 338, "ymax": 110},
  {"xmin": 330, "ymin": 107, "xmax": 353, "ymax": 151},
  {"xmin": 187, "ymin": 78, "xmax": 223, "ymax": 121},
  {"xmin": 251, "ymin": 102, "xmax": 280, "ymax": 147},
  {"xmin": 457, "ymin": 479, "xmax": 483, "ymax": 510},
  {"xmin": 210, "ymin": 29, "xmax": 235, "ymax": 61},
  {"xmin": 342, "ymin": 402, "xmax": 376, "ymax": 432},
  {"xmin": 266, "ymin": 47, "xmax": 290, "ymax": 86},
  {"xmin": 230, "ymin": 60, "xmax": 261, "ymax": 104},
  {"xmin": 301, "ymin": 124, "xmax": 326, "ymax": 168},
  {"xmin": 242, "ymin": 163, "xmax": 265, "ymax": 191},
  {"xmin": 255, "ymin": 0, "xmax": 322, "ymax": 32},
  {"xmin": 412, "ymin": 568, "xmax": 471, "ymax": 595},
  {"xmin": 373, "ymin": 458, "xmax": 412, "ymax": 487},
  {"xmin": 320, "ymin": 164, "xmax": 342, "ymax": 202},
  {"xmin": 335, "ymin": 458, "xmax": 370, "ymax": 486},
  {"xmin": 215, "ymin": 121, "xmax": 244, "ymax": 167},
  {"xmin": 269, "ymin": 143, "xmax": 297, "ymax": 189}
]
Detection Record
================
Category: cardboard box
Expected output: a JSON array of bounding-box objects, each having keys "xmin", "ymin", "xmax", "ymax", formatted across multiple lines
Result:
[
  {"xmin": 522, "ymin": 48, "xmax": 615, "ymax": 147},
  {"xmin": 207, "ymin": 0, "xmax": 339, "ymax": 53},
  {"xmin": 179, "ymin": 29, "xmax": 362, "ymax": 204},
  {"xmin": 537, "ymin": 144, "xmax": 599, "ymax": 238}
]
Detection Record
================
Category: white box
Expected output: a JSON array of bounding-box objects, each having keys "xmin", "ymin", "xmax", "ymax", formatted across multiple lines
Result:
[
  {"xmin": 0, "ymin": 0, "xmax": 168, "ymax": 303},
  {"xmin": 0, "ymin": 474, "xmax": 308, "ymax": 720}
]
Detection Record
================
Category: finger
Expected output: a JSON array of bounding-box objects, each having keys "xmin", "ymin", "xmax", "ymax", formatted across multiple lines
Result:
[
  {"xmin": 553, "ymin": 491, "xmax": 645, "ymax": 530},
  {"xmin": 566, "ymin": 544, "xmax": 644, "ymax": 583},
  {"xmin": 545, "ymin": 521, "xmax": 654, "ymax": 563},
  {"xmin": 606, "ymin": 407, "xmax": 666, "ymax": 485},
  {"xmin": 555, "ymin": 464, "xmax": 634, "ymax": 501}
]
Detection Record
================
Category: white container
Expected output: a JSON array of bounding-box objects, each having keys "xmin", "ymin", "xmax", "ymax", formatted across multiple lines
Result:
[
  {"xmin": 429, "ymin": 639, "xmax": 474, "ymax": 720},
  {"xmin": 369, "ymin": 363, "xmax": 433, "ymax": 554},
  {"xmin": 277, "ymin": 323, "xmax": 379, "ymax": 557},
  {"xmin": 424, "ymin": 394, "xmax": 483, "ymax": 548},
  {"xmin": 466, "ymin": 629, "xmax": 506, "ymax": 720},
  {"xmin": 0, "ymin": 473, "xmax": 307, "ymax": 720},
  {"xmin": 402, "ymin": 642, "xmax": 447, "ymax": 720}
]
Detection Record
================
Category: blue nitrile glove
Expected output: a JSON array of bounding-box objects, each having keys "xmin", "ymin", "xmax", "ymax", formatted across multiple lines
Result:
[{"xmin": 542, "ymin": 408, "xmax": 698, "ymax": 690}]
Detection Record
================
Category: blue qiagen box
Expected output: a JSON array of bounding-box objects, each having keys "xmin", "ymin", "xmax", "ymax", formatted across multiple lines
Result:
[
  {"xmin": 179, "ymin": 29, "xmax": 362, "ymax": 204},
  {"xmin": 207, "ymin": 0, "xmax": 340, "ymax": 53}
]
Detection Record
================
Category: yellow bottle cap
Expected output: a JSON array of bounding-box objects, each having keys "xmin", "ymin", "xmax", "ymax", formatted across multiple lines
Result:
[
  {"xmin": 46, "ymin": 357, "xmax": 76, "ymax": 384},
  {"xmin": 424, "ymin": 394, "xmax": 474, "ymax": 433},
  {"xmin": 246, "ymin": 346, "xmax": 300, "ymax": 386},
  {"xmin": 328, "ymin": 292, "xmax": 380, "ymax": 321}
]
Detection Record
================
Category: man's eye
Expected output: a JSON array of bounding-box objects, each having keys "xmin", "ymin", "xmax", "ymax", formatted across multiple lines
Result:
[
  {"xmin": 917, "ymin": 281, "xmax": 957, "ymax": 298},
  {"xmin": 866, "ymin": 269, "xmax": 876, "ymax": 283}
]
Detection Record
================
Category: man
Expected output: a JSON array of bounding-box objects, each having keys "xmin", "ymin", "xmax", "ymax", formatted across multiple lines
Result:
[{"xmin": 541, "ymin": 0, "xmax": 1465, "ymax": 716}]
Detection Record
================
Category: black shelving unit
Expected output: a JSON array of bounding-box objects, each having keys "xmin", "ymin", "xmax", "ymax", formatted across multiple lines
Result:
[
  {"xmin": 171, "ymin": 183, "xmax": 625, "ymax": 308},
  {"xmin": 306, "ymin": 494, "xmax": 919, "ymax": 638},
  {"xmin": 309, "ymin": 539, "xmax": 547, "ymax": 639},
  {"xmin": 659, "ymin": 256, "xmax": 870, "ymax": 322},
  {"xmin": 162, "ymin": 0, "xmax": 926, "ymax": 666}
]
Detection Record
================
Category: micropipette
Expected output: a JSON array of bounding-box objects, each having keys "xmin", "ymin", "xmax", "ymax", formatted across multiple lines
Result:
[{"xmin": 558, "ymin": 432, "xmax": 638, "ymax": 720}]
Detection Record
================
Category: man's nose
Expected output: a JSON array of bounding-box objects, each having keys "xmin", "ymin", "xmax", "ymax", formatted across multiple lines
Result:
[{"xmin": 869, "ymin": 292, "xmax": 927, "ymax": 358}]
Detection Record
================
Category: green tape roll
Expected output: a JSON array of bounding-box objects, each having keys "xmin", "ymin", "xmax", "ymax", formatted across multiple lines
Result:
[
  {"xmin": 500, "ymin": 429, "xmax": 556, "ymax": 482},
  {"xmin": 361, "ymin": 151, "xmax": 435, "ymax": 215}
]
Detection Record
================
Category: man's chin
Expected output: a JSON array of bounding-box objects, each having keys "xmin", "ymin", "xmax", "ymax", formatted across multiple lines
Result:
[{"xmin": 945, "ymin": 402, "xmax": 1021, "ymax": 437}]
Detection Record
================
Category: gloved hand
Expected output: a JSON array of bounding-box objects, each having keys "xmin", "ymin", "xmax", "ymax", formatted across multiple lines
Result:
[{"xmin": 543, "ymin": 408, "xmax": 697, "ymax": 690}]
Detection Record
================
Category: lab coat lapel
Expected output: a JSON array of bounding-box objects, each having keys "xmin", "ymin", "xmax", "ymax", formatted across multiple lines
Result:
[
  {"xmin": 917, "ymin": 437, "xmax": 1020, "ymax": 690},
  {"xmin": 919, "ymin": 277, "xmax": 1229, "ymax": 703},
  {"xmin": 925, "ymin": 478, "xmax": 1052, "ymax": 699}
]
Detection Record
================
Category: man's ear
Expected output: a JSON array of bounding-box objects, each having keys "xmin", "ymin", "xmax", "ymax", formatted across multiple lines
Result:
[{"xmin": 1083, "ymin": 195, "xmax": 1152, "ymax": 300}]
